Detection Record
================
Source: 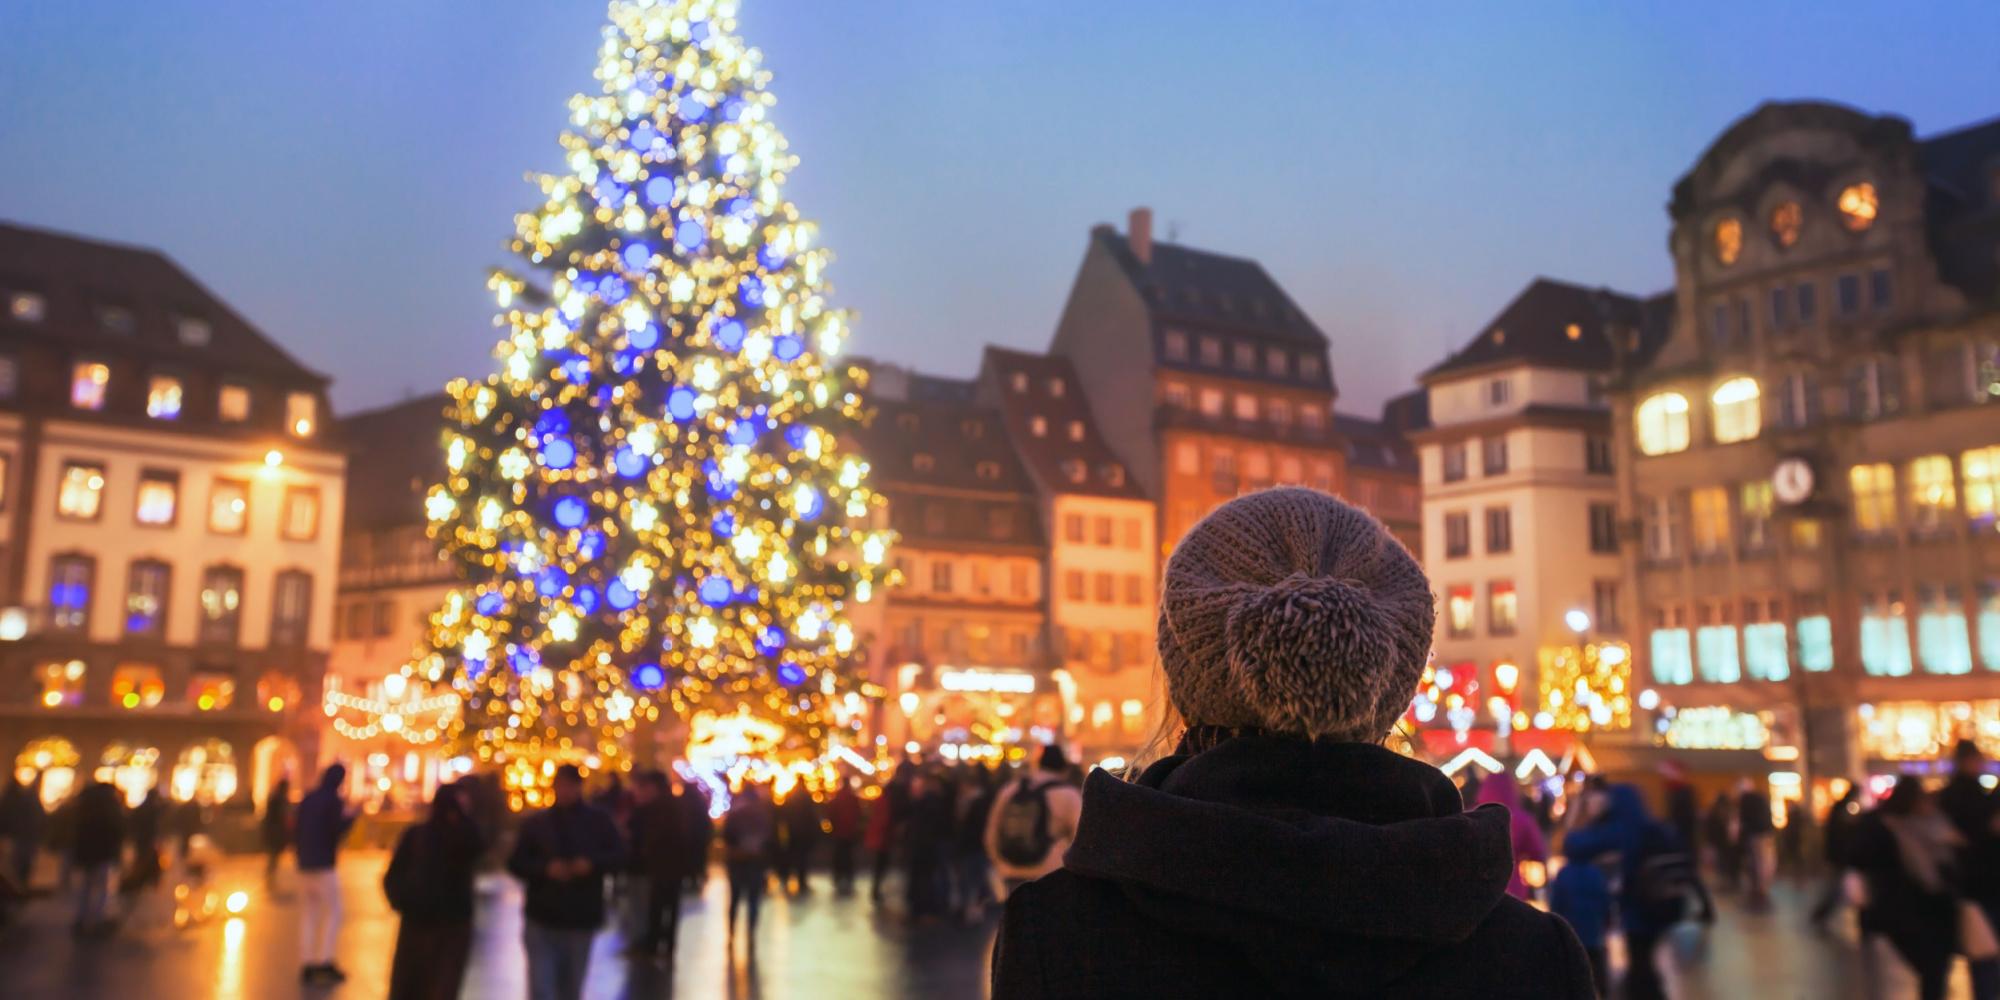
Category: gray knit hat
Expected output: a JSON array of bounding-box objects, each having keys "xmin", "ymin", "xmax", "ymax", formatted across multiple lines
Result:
[{"xmin": 1158, "ymin": 487, "xmax": 1435, "ymax": 742}]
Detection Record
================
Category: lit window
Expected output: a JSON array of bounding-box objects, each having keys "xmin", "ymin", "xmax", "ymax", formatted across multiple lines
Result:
[
  {"xmin": 1634, "ymin": 392, "xmax": 1691, "ymax": 455},
  {"xmin": 1174, "ymin": 441, "xmax": 1199, "ymax": 475},
  {"xmin": 1651, "ymin": 627, "xmax": 1693, "ymax": 685},
  {"xmin": 176, "ymin": 316, "xmax": 212, "ymax": 347},
  {"xmin": 1770, "ymin": 200, "xmax": 1802, "ymax": 248},
  {"xmin": 1026, "ymin": 416, "xmax": 1046, "ymax": 438},
  {"xmin": 110, "ymin": 664, "xmax": 164, "ymax": 710},
  {"xmin": 1265, "ymin": 348, "xmax": 1290, "ymax": 377},
  {"xmin": 71, "ymin": 361, "xmax": 111, "ymax": 410},
  {"xmin": 1197, "ymin": 337, "xmax": 1222, "ymax": 366},
  {"xmin": 1740, "ymin": 481, "xmax": 1773, "ymax": 552},
  {"xmin": 1232, "ymin": 394, "xmax": 1258, "ymax": 422},
  {"xmin": 1197, "ymin": 388, "xmax": 1224, "ymax": 417},
  {"xmin": 1861, "ymin": 593, "xmax": 1912, "ymax": 677},
  {"xmin": 1916, "ymin": 585, "xmax": 1971, "ymax": 675},
  {"xmin": 37, "ymin": 659, "xmax": 86, "ymax": 708},
  {"xmin": 8, "ymin": 291, "xmax": 46, "ymax": 322},
  {"xmin": 1268, "ymin": 399, "xmax": 1292, "ymax": 429},
  {"xmin": 144, "ymin": 375, "xmax": 184, "ymax": 420},
  {"xmin": 134, "ymin": 470, "xmax": 179, "ymax": 526},
  {"xmin": 1964, "ymin": 446, "xmax": 2000, "ymax": 527},
  {"xmin": 1846, "ymin": 357, "xmax": 1903, "ymax": 420},
  {"xmin": 218, "ymin": 383, "xmax": 251, "ymax": 422},
  {"xmin": 1162, "ymin": 382, "xmax": 1190, "ymax": 409},
  {"xmin": 1299, "ymin": 405, "xmax": 1326, "ymax": 431},
  {"xmin": 1048, "ymin": 377, "xmax": 1065, "ymax": 398},
  {"xmin": 57, "ymin": 463, "xmax": 107, "ymax": 520},
  {"xmin": 1744, "ymin": 618, "xmax": 1789, "ymax": 682},
  {"xmin": 1981, "ymin": 583, "xmax": 2000, "ymax": 671},
  {"xmin": 1849, "ymin": 463, "xmax": 1897, "ymax": 535},
  {"xmin": 1161, "ymin": 329, "xmax": 1188, "ymax": 361},
  {"xmin": 1798, "ymin": 614, "xmax": 1834, "ymax": 673},
  {"xmin": 208, "ymin": 479, "xmax": 249, "ymax": 534},
  {"xmin": 1906, "ymin": 455, "xmax": 1956, "ymax": 532},
  {"xmin": 170, "ymin": 740, "xmax": 236, "ymax": 804},
  {"xmin": 1067, "ymin": 420, "xmax": 1085, "ymax": 442},
  {"xmin": 285, "ymin": 393, "xmax": 317, "ymax": 437},
  {"xmin": 125, "ymin": 560, "xmax": 170, "ymax": 638},
  {"xmin": 1643, "ymin": 496, "xmax": 1678, "ymax": 560},
  {"xmin": 199, "ymin": 566, "xmax": 244, "ymax": 646},
  {"xmin": 1710, "ymin": 377, "xmax": 1761, "ymax": 443},
  {"xmin": 47, "ymin": 555, "xmax": 94, "ymax": 633},
  {"xmin": 1231, "ymin": 341, "xmax": 1258, "ymax": 372},
  {"xmin": 1690, "ymin": 487, "xmax": 1731, "ymax": 556},
  {"xmin": 1488, "ymin": 581, "xmax": 1517, "ymax": 635},
  {"xmin": 189, "ymin": 671, "xmax": 235, "ymax": 712},
  {"xmin": 1838, "ymin": 182, "xmax": 1878, "ymax": 232},
  {"xmin": 1713, "ymin": 218, "xmax": 1742, "ymax": 265},
  {"xmin": 1278, "ymin": 454, "xmax": 1302, "ymax": 483},
  {"xmin": 1696, "ymin": 613, "xmax": 1740, "ymax": 683},
  {"xmin": 1446, "ymin": 585, "xmax": 1475, "ymax": 638},
  {"xmin": 1009, "ymin": 372, "xmax": 1028, "ymax": 393}
]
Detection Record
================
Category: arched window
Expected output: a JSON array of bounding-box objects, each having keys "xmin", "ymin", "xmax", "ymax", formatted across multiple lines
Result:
[
  {"xmin": 15, "ymin": 737, "xmax": 80, "ymax": 808},
  {"xmin": 170, "ymin": 739, "xmax": 237, "ymax": 804},
  {"xmin": 1711, "ymin": 377, "xmax": 1762, "ymax": 443},
  {"xmin": 1634, "ymin": 392, "xmax": 1691, "ymax": 456}
]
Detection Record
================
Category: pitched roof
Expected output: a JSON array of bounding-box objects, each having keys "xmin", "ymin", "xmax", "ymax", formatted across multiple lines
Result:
[
  {"xmin": 978, "ymin": 346, "xmax": 1148, "ymax": 501},
  {"xmin": 1920, "ymin": 113, "xmax": 2000, "ymax": 305},
  {"xmin": 340, "ymin": 392, "xmax": 450, "ymax": 532},
  {"xmin": 1422, "ymin": 278, "xmax": 1673, "ymax": 383},
  {"xmin": 1094, "ymin": 226, "xmax": 1327, "ymax": 347},
  {"xmin": 1330, "ymin": 412, "xmax": 1417, "ymax": 476},
  {"xmin": 0, "ymin": 221, "xmax": 327, "ymax": 384}
]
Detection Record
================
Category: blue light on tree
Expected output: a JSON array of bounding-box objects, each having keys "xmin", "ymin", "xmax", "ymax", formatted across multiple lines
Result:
[
  {"xmin": 666, "ymin": 386, "xmax": 698, "ymax": 421},
  {"xmin": 699, "ymin": 577, "xmax": 733, "ymax": 607},
  {"xmin": 632, "ymin": 663, "xmax": 666, "ymax": 690},
  {"xmin": 675, "ymin": 218, "xmax": 706, "ymax": 250},
  {"xmin": 714, "ymin": 318, "xmax": 746, "ymax": 352},
  {"xmin": 475, "ymin": 591, "xmax": 505, "ymax": 617},
  {"xmin": 776, "ymin": 662, "xmax": 807, "ymax": 687},
  {"xmin": 553, "ymin": 496, "xmax": 589, "ymax": 529},
  {"xmin": 541, "ymin": 437, "xmax": 577, "ymax": 470},
  {"xmin": 774, "ymin": 335, "xmax": 803, "ymax": 361},
  {"xmin": 606, "ymin": 580, "xmax": 637, "ymax": 612}
]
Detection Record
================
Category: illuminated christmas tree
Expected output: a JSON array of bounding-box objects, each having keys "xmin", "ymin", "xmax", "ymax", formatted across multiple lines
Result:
[{"xmin": 418, "ymin": 0, "xmax": 891, "ymax": 781}]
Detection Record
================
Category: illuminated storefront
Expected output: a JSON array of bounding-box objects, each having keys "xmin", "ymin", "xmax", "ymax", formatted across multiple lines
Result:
[
  {"xmin": 1859, "ymin": 700, "xmax": 2000, "ymax": 763},
  {"xmin": 883, "ymin": 663, "xmax": 1069, "ymax": 763}
]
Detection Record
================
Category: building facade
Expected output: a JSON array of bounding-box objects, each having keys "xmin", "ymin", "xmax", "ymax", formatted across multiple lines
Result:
[
  {"xmin": 0, "ymin": 223, "xmax": 343, "ymax": 811},
  {"xmin": 1334, "ymin": 392, "xmax": 1425, "ymax": 554},
  {"xmin": 1613, "ymin": 102, "xmax": 2000, "ymax": 786},
  {"xmin": 976, "ymin": 348, "xmax": 1157, "ymax": 762},
  {"xmin": 1048, "ymin": 209, "xmax": 1350, "ymax": 560},
  {"xmin": 1415, "ymin": 278, "xmax": 1669, "ymax": 741}
]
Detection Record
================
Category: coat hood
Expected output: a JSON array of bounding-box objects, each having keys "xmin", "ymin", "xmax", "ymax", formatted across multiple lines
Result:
[{"xmin": 1062, "ymin": 737, "xmax": 1515, "ymax": 994}]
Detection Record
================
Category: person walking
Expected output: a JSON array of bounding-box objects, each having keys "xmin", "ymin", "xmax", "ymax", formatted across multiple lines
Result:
[
  {"xmin": 121, "ymin": 784, "xmax": 165, "ymax": 903},
  {"xmin": 261, "ymin": 777, "xmax": 292, "ymax": 889},
  {"xmin": 295, "ymin": 763, "xmax": 358, "ymax": 984},
  {"xmin": 677, "ymin": 780, "xmax": 713, "ymax": 893},
  {"xmin": 1738, "ymin": 778, "xmax": 1776, "ymax": 907},
  {"xmin": 984, "ymin": 746, "xmax": 1082, "ymax": 898},
  {"xmin": 1705, "ymin": 788, "xmax": 1742, "ymax": 892},
  {"xmin": 1812, "ymin": 784, "xmax": 1866, "ymax": 928},
  {"xmin": 900, "ymin": 771, "xmax": 955, "ymax": 921},
  {"xmin": 953, "ymin": 766, "xmax": 1000, "ymax": 921},
  {"xmin": 825, "ymin": 778, "xmax": 863, "ymax": 895},
  {"xmin": 991, "ymin": 488, "xmax": 1596, "ymax": 999},
  {"xmin": 1, "ymin": 773, "xmax": 46, "ymax": 889},
  {"xmin": 507, "ymin": 764, "xmax": 627, "ymax": 1000},
  {"xmin": 1474, "ymin": 777, "xmax": 1549, "ymax": 901},
  {"xmin": 1942, "ymin": 741, "xmax": 2000, "ymax": 944},
  {"xmin": 1548, "ymin": 853, "xmax": 1613, "ymax": 998},
  {"xmin": 868, "ymin": 763, "xmax": 913, "ymax": 903},
  {"xmin": 626, "ymin": 771, "xmax": 688, "ymax": 966},
  {"xmin": 722, "ymin": 782, "xmax": 776, "ymax": 949},
  {"xmin": 69, "ymin": 779, "xmax": 126, "ymax": 936},
  {"xmin": 774, "ymin": 785, "xmax": 819, "ymax": 895},
  {"xmin": 383, "ymin": 783, "xmax": 483, "ymax": 1000},
  {"xmin": 1850, "ymin": 777, "xmax": 1984, "ymax": 1000},
  {"xmin": 1563, "ymin": 782, "xmax": 1708, "ymax": 1000}
]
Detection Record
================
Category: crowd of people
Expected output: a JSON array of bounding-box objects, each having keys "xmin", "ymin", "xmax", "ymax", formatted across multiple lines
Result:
[{"xmin": 0, "ymin": 772, "xmax": 217, "ymax": 936}]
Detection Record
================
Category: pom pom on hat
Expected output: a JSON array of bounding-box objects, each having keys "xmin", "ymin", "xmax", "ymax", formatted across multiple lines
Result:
[{"xmin": 1159, "ymin": 487, "xmax": 1434, "ymax": 742}]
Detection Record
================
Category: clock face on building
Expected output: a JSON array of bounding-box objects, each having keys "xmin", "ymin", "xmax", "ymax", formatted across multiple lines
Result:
[{"xmin": 1772, "ymin": 457, "xmax": 1815, "ymax": 506}]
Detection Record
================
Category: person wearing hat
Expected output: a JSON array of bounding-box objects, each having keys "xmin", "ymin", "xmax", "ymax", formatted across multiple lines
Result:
[{"xmin": 991, "ymin": 487, "xmax": 1595, "ymax": 999}]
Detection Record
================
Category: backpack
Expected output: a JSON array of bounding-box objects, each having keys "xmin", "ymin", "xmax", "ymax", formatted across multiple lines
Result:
[
  {"xmin": 1626, "ymin": 829, "xmax": 1697, "ymax": 927},
  {"xmin": 993, "ymin": 778, "xmax": 1055, "ymax": 867}
]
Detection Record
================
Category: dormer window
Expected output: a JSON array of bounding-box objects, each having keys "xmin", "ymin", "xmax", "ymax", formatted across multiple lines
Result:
[
  {"xmin": 1029, "ymin": 416, "xmax": 1047, "ymax": 437},
  {"xmin": 1061, "ymin": 459, "xmax": 1087, "ymax": 484},
  {"xmin": 286, "ymin": 392, "xmax": 317, "ymax": 437},
  {"xmin": 176, "ymin": 316, "xmax": 212, "ymax": 347},
  {"xmin": 8, "ymin": 292, "xmax": 45, "ymax": 323},
  {"xmin": 146, "ymin": 375, "xmax": 184, "ymax": 420},
  {"xmin": 219, "ymin": 383, "xmax": 252, "ymax": 423},
  {"xmin": 1491, "ymin": 328, "xmax": 1506, "ymax": 345},
  {"xmin": 98, "ymin": 306, "xmax": 135, "ymax": 335},
  {"xmin": 1009, "ymin": 372, "xmax": 1029, "ymax": 393},
  {"xmin": 1048, "ymin": 377, "xmax": 1066, "ymax": 398},
  {"xmin": 1566, "ymin": 323, "xmax": 1582, "ymax": 341},
  {"xmin": 1067, "ymin": 420, "xmax": 1085, "ymax": 442},
  {"xmin": 1101, "ymin": 464, "xmax": 1126, "ymax": 488},
  {"xmin": 1713, "ymin": 218, "xmax": 1743, "ymax": 266},
  {"xmin": 1838, "ymin": 182, "xmax": 1878, "ymax": 232},
  {"xmin": 1770, "ymin": 201, "xmax": 1803, "ymax": 248}
]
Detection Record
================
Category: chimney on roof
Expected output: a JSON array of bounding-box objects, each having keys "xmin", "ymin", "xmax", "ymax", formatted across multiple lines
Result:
[{"xmin": 1128, "ymin": 207, "xmax": 1153, "ymax": 264}]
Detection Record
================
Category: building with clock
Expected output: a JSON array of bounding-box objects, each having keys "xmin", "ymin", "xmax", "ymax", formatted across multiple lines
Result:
[{"xmin": 1609, "ymin": 101, "xmax": 2000, "ymax": 787}]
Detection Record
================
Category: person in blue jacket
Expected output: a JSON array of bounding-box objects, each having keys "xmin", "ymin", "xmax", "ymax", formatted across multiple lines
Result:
[{"xmin": 294, "ymin": 764, "xmax": 358, "ymax": 984}]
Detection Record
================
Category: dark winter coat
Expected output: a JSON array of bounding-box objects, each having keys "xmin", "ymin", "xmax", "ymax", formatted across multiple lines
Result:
[
  {"xmin": 506, "ymin": 801, "xmax": 626, "ymax": 930},
  {"xmin": 1940, "ymin": 773, "xmax": 1999, "ymax": 909},
  {"xmin": 991, "ymin": 737, "xmax": 1595, "ymax": 1000},
  {"xmin": 629, "ymin": 797, "xmax": 688, "ymax": 883},
  {"xmin": 384, "ymin": 797, "xmax": 484, "ymax": 924},
  {"xmin": 294, "ymin": 770, "xmax": 355, "ymax": 871},
  {"xmin": 71, "ymin": 782, "xmax": 127, "ymax": 867}
]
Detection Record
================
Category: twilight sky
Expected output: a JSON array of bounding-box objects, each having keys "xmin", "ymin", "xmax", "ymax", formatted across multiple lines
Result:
[{"xmin": 3, "ymin": 2, "xmax": 1995, "ymax": 416}]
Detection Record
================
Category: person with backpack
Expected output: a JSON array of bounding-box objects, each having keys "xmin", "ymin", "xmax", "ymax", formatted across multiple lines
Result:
[
  {"xmin": 984, "ymin": 745, "xmax": 1082, "ymax": 897},
  {"xmin": 1563, "ymin": 782, "xmax": 1710, "ymax": 1000},
  {"xmin": 990, "ymin": 489, "xmax": 1595, "ymax": 999},
  {"xmin": 384, "ymin": 783, "xmax": 483, "ymax": 1000}
]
